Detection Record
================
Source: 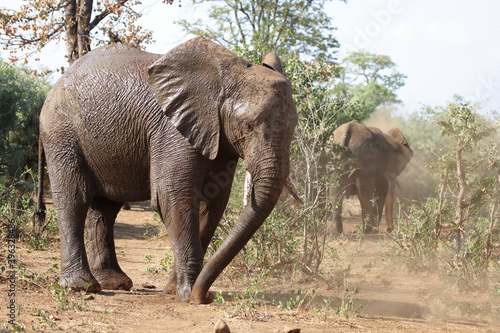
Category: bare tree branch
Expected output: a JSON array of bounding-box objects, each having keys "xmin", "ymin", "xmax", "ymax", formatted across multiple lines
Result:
[{"xmin": 88, "ymin": 0, "xmax": 129, "ymax": 30}]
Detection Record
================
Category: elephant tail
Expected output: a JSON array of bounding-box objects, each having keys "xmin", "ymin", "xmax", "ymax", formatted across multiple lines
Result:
[{"xmin": 35, "ymin": 138, "xmax": 46, "ymax": 223}]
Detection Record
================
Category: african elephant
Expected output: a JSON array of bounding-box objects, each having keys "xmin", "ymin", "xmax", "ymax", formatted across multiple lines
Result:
[
  {"xmin": 331, "ymin": 120, "xmax": 413, "ymax": 234},
  {"xmin": 36, "ymin": 37, "xmax": 297, "ymax": 304}
]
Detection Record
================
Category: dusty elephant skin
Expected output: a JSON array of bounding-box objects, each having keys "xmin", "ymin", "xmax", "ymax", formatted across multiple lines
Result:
[
  {"xmin": 37, "ymin": 36, "xmax": 298, "ymax": 304},
  {"xmin": 331, "ymin": 120, "xmax": 413, "ymax": 234}
]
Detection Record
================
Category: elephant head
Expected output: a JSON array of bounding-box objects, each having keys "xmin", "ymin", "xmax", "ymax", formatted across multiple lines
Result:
[
  {"xmin": 148, "ymin": 37, "xmax": 298, "ymax": 302},
  {"xmin": 385, "ymin": 127, "xmax": 413, "ymax": 180}
]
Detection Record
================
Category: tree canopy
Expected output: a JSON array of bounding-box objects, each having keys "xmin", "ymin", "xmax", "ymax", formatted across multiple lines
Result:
[
  {"xmin": 176, "ymin": 0, "xmax": 346, "ymax": 62},
  {"xmin": 0, "ymin": 0, "xmax": 175, "ymax": 64},
  {"xmin": 341, "ymin": 51, "xmax": 406, "ymax": 100},
  {"xmin": 333, "ymin": 51, "xmax": 407, "ymax": 121}
]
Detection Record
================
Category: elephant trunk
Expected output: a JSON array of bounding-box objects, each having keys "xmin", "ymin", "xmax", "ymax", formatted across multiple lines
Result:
[{"xmin": 191, "ymin": 156, "xmax": 288, "ymax": 303}]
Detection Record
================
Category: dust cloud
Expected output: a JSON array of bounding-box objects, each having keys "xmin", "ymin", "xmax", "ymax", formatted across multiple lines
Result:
[{"xmin": 361, "ymin": 107, "xmax": 436, "ymax": 202}]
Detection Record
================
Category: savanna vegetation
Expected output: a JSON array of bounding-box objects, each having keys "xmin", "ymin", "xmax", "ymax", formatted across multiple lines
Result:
[{"xmin": 1, "ymin": 0, "xmax": 499, "ymax": 330}]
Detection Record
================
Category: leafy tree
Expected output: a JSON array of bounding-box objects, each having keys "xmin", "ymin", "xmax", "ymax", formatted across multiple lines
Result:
[
  {"xmin": 397, "ymin": 106, "xmax": 453, "ymax": 202},
  {"xmin": 333, "ymin": 51, "xmax": 407, "ymax": 122},
  {"xmin": 435, "ymin": 99, "xmax": 499, "ymax": 251},
  {"xmin": 176, "ymin": 0, "xmax": 346, "ymax": 62},
  {"xmin": 342, "ymin": 51, "xmax": 406, "ymax": 93},
  {"xmin": 0, "ymin": 0, "xmax": 176, "ymax": 64},
  {"xmin": 0, "ymin": 58, "xmax": 50, "ymax": 179},
  {"xmin": 393, "ymin": 98, "xmax": 500, "ymax": 289}
]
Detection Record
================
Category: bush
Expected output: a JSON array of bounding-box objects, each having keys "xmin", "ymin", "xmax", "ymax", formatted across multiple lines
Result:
[
  {"xmin": 0, "ymin": 60, "xmax": 54, "ymax": 248},
  {"xmin": 0, "ymin": 59, "xmax": 50, "ymax": 179},
  {"xmin": 0, "ymin": 167, "xmax": 58, "ymax": 248}
]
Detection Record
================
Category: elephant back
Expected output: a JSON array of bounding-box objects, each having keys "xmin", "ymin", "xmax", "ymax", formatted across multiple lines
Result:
[
  {"xmin": 39, "ymin": 44, "xmax": 166, "ymax": 194},
  {"xmin": 333, "ymin": 120, "xmax": 386, "ymax": 152},
  {"xmin": 332, "ymin": 120, "xmax": 390, "ymax": 177}
]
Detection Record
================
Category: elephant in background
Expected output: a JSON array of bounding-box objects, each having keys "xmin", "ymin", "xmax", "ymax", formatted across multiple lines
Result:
[
  {"xmin": 331, "ymin": 120, "xmax": 413, "ymax": 234},
  {"xmin": 37, "ymin": 37, "xmax": 297, "ymax": 304}
]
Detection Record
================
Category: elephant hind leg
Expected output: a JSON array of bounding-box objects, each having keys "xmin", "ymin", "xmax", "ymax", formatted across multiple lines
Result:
[
  {"xmin": 57, "ymin": 202, "xmax": 101, "ymax": 292},
  {"xmin": 86, "ymin": 197, "xmax": 132, "ymax": 290},
  {"xmin": 46, "ymin": 153, "xmax": 101, "ymax": 292}
]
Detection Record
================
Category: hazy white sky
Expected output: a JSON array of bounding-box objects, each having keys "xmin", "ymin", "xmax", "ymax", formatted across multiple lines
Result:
[
  {"xmin": 326, "ymin": 0, "xmax": 500, "ymax": 115},
  {"xmin": 2, "ymin": 0, "xmax": 500, "ymax": 116}
]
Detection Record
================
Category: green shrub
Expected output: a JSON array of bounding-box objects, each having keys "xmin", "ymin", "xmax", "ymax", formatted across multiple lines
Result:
[{"xmin": 0, "ymin": 167, "xmax": 58, "ymax": 247}]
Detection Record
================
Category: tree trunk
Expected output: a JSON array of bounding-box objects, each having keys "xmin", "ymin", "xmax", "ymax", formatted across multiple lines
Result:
[
  {"xmin": 453, "ymin": 145, "xmax": 466, "ymax": 252},
  {"xmin": 78, "ymin": 0, "xmax": 93, "ymax": 58},
  {"xmin": 65, "ymin": 0, "xmax": 78, "ymax": 63},
  {"xmin": 65, "ymin": 0, "xmax": 94, "ymax": 64}
]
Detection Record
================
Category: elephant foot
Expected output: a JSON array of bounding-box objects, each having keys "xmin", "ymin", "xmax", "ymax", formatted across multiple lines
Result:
[
  {"xmin": 60, "ymin": 271, "xmax": 101, "ymax": 293},
  {"xmin": 334, "ymin": 221, "xmax": 343, "ymax": 234},
  {"xmin": 93, "ymin": 269, "xmax": 133, "ymax": 290},
  {"xmin": 164, "ymin": 274, "xmax": 177, "ymax": 295},
  {"xmin": 386, "ymin": 226, "xmax": 394, "ymax": 233},
  {"xmin": 189, "ymin": 285, "xmax": 215, "ymax": 304},
  {"xmin": 176, "ymin": 284, "xmax": 193, "ymax": 302}
]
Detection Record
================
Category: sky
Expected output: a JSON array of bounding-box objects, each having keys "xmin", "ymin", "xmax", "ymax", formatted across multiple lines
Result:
[
  {"xmin": 325, "ymin": 0, "xmax": 500, "ymax": 116},
  {"xmin": 2, "ymin": 0, "xmax": 500, "ymax": 116}
]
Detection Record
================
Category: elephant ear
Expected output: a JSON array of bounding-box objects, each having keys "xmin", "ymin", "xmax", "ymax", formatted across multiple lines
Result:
[
  {"xmin": 388, "ymin": 128, "xmax": 408, "ymax": 146},
  {"xmin": 148, "ymin": 37, "xmax": 235, "ymax": 160},
  {"xmin": 262, "ymin": 53, "xmax": 285, "ymax": 75},
  {"xmin": 387, "ymin": 127, "xmax": 413, "ymax": 171}
]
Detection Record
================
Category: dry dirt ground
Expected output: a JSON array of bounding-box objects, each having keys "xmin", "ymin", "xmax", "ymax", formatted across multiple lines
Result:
[{"xmin": 2, "ymin": 199, "xmax": 499, "ymax": 332}]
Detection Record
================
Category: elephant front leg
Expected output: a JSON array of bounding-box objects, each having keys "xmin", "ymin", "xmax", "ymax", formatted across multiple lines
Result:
[
  {"xmin": 171, "ymin": 221, "xmax": 204, "ymax": 302},
  {"xmin": 85, "ymin": 199, "xmax": 132, "ymax": 290},
  {"xmin": 163, "ymin": 203, "xmax": 223, "ymax": 296},
  {"xmin": 373, "ymin": 180, "xmax": 389, "ymax": 232},
  {"xmin": 163, "ymin": 158, "xmax": 237, "ymax": 301},
  {"xmin": 359, "ymin": 203, "xmax": 376, "ymax": 233},
  {"xmin": 356, "ymin": 179, "xmax": 377, "ymax": 234},
  {"xmin": 333, "ymin": 191, "xmax": 344, "ymax": 234},
  {"xmin": 163, "ymin": 198, "xmax": 225, "ymax": 296},
  {"xmin": 384, "ymin": 178, "xmax": 396, "ymax": 233},
  {"xmin": 155, "ymin": 192, "xmax": 205, "ymax": 302}
]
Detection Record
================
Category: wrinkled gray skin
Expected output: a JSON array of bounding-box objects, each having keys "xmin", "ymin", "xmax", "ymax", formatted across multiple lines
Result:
[
  {"xmin": 37, "ymin": 37, "xmax": 297, "ymax": 304},
  {"xmin": 332, "ymin": 120, "xmax": 413, "ymax": 234}
]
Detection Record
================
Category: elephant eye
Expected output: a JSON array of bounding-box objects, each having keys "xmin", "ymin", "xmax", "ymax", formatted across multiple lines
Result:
[{"xmin": 244, "ymin": 122, "xmax": 253, "ymax": 132}]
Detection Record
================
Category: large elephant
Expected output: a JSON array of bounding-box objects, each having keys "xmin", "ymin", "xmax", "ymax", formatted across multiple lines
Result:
[
  {"xmin": 37, "ymin": 37, "xmax": 297, "ymax": 304},
  {"xmin": 331, "ymin": 120, "xmax": 413, "ymax": 234}
]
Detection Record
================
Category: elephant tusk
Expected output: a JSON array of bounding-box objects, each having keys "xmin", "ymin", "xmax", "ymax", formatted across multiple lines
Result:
[
  {"xmin": 244, "ymin": 172, "xmax": 303, "ymax": 206},
  {"xmin": 384, "ymin": 172, "xmax": 401, "ymax": 190},
  {"xmin": 285, "ymin": 176, "xmax": 304, "ymax": 205},
  {"xmin": 243, "ymin": 171, "xmax": 252, "ymax": 206}
]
